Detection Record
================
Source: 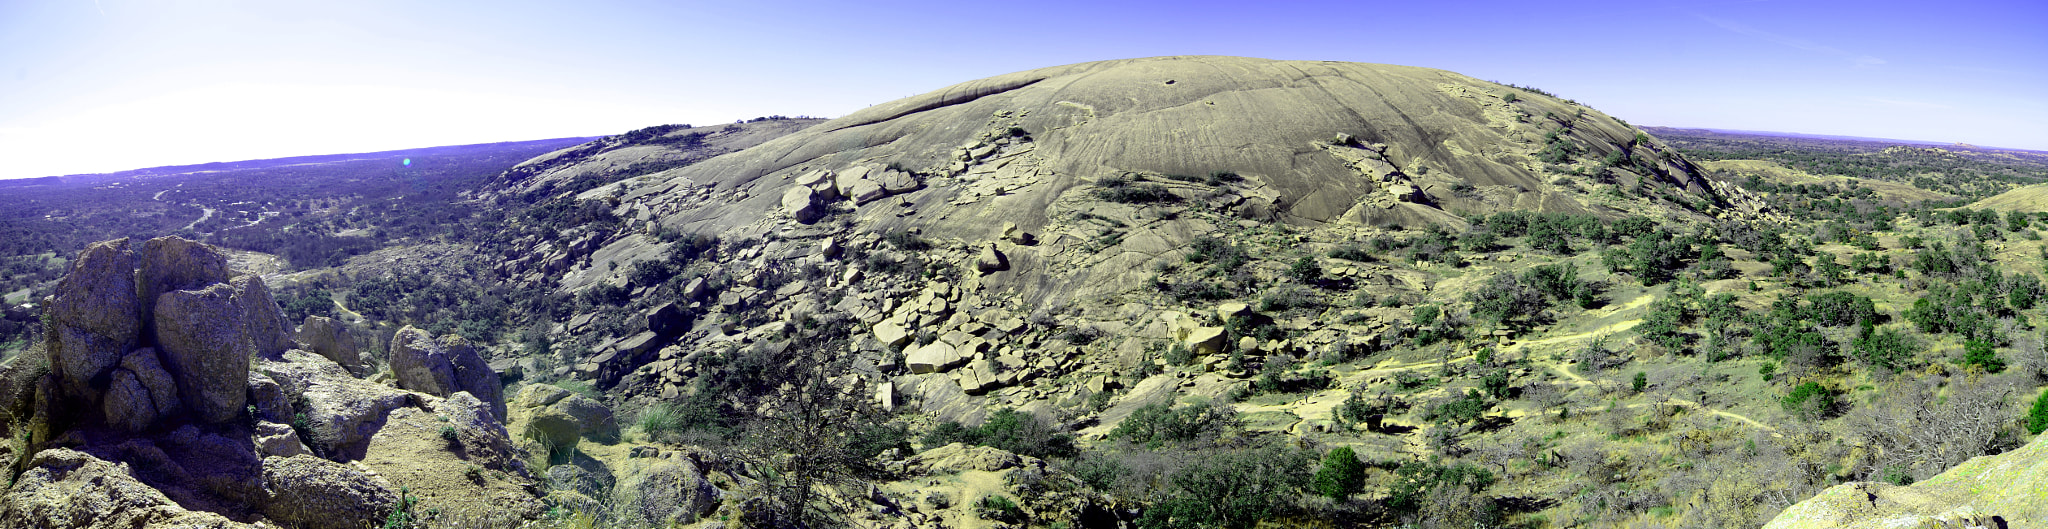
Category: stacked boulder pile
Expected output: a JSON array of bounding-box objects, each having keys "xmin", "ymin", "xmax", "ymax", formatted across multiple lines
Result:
[{"xmin": 0, "ymin": 237, "xmax": 533, "ymax": 528}]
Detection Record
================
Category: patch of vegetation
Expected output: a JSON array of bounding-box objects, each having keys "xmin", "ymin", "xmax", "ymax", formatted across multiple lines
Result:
[{"xmin": 922, "ymin": 408, "xmax": 1077, "ymax": 459}]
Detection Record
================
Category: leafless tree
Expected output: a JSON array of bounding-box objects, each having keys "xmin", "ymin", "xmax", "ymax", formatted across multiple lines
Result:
[{"xmin": 1847, "ymin": 374, "xmax": 2014, "ymax": 482}]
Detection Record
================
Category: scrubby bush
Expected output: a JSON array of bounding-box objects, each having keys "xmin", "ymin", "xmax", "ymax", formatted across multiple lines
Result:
[
  {"xmin": 922, "ymin": 408, "xmax": 1077, "ymax": 459},
  {"xmin": 1110, "ymin": 401, "xmax": 1236, "ymax": 448},
  {"xmin": 1134, "ymin": 443, "xmax": 1310, "ymax": 529},
  {"xmin": 975, "ymin": 495, "xmax": 1024, "ymax": 523},
  {"xmin": 1311, "ymin": 446, "xmax": 1366, "ymax": 501},
  {"xmin": 2028, "ymin": 390, "xmax": 2048, "ymax": 435},
  {"xmin": 1782, "ymin": 381, "xmax": 1835, "ymax": 421}
]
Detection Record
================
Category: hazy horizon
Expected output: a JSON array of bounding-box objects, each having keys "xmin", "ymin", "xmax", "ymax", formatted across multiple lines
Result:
[{"xmin": 3, "ymin": 0, "xmax": 2042, "ymax": 180}]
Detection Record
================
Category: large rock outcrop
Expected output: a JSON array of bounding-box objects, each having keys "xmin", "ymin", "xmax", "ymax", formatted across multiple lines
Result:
[
  {"xmin": 259, "ymin": 350, "xmax": 413, "ymax": 459},
  {"xmin": 136, "ymin": 236, "xmax": 230, "ymax": 340},
  {"xmin": 388, "ymin": 326, "xmax": 505, "ymax": 420},
  {"xmin": 507, "ymin": 383, "xmax": 619, "ymax": 453},
  {"xmin": 609, "ymin": 453, "xmax": 722, "ymax": 526},
  {"xmin": 153, "ymin": 283, "xmax": 256, "ymax": 424},
  {"xmin": 44, "ymin": 236, "xmax": 291, "ymax": 428},
  {"xmin": 45, "ymin": 238, "xmax": 140, "ymax": 398},
  {"xmin": 259, "ymin": 454, "xmax": 400, "ymax": 529},
  {"xmin": 1764, "ymin": 431, "xmax": 2048, "ymax": 528},
  {"xmin": 296, "ymin": 315, "xmax": 361, "ymax": 376},
  {"xmin": 0, "ymin": 448, "xmax": 251, "ymax": 528}
]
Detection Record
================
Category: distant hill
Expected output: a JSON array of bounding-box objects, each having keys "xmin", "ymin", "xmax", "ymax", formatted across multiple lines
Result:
[{"xmin": 0, "ymin": 137, "xmax": 601, "ymax": 188}]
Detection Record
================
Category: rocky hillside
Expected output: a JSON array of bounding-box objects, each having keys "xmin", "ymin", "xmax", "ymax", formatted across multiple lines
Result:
[
  {"xmin": 495, "ymin": 56, "xmax": 1728, "ymax": 417},
  {"xmin": 0, "ymin": 236, "xmax": 739, "ymax": 527},
  {"xmin": 1765, "ymin": 431, "xmax": 2048, "ymax": 528}
]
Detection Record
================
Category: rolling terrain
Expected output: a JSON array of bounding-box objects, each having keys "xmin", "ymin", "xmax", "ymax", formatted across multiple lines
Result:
[{"xmin": 1, "ymin": 58, "xmax": 2044, "ymax": 528}]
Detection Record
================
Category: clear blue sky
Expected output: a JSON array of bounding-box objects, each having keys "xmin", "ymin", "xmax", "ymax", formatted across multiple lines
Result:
[{"xmin": 2, "ymin": 0, "xmax": 2042, "ymax": 179}]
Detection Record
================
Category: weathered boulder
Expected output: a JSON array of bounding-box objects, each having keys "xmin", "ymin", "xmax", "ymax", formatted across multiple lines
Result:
[
  {"xmin": 253, "ymin": 421, "xmax": 313, "ymax": 459},
  {"xmin": 906, "ymin": 341, "xmax": 964, "ymax": 375},
  {"xmin": 1185, "ymin": 326, "xmax": 1229, "ymax": 356},
  {"xmin": 260, "ymin": 350, "xmax": 413, "ymax": 459},
  {"xmin": 230, "ymin": 275, "xmax": 293, "ymax": 357},
  {"xmin": 260, "ymin": 454, "xmax": 400, "ymax": 529},
  {"xmin": 46, "ymin": 238, "xmax": 140, "ymax": 398},
  {"xmin": 873, "ymin": 320, "xmax": 911, "ymax": 347},
  {"xmin": 880, "ymin": 169, "xmax": 920, "ymax": 193},
  {"xmin": 958, "ymin": 359, "xmax": 1000, "ymax": 395},
  {"xmin": 388, "ymin": 326, "xmax": 505, "ymax": 420},
  {"xmin": 442, "ymin": 391, "xmax": 522, "ymax": 472},
  {"xmin": 437, "ymin": 334, "xmax": 506, "ymax": 421},
  {"xmin": 610, "ymin": 455, "xmax": 722, "ymax": 526},
  {"xmin": 247, "ymin": 371, "xmax": 293, "ymax": 424},
  {"xmin": 154, "ymin": 283, "xmax": 253, "ymax": 424},
  {"xmin": 645, "ymin": 302, "xmax": 687, "ymax": 338},
  {"xmin": 137, "ymin": 236, "xmax": 229, "ymax": 336},
  {"xmin": 120, "ymin": 348, "xmax": 179, "ymax": 421},
  {"xmin": 0, "ymin": 448, "xmax": 251, "ymax": 528},
  {"xmin": 833, "ymin": 165, "xmax": 873, "ymax": 197},
  {"xmin": 101, "ymin": 369, "xmax": 156, "ymax": 433},
  {"xmin": 848, "ymin": 180, "xmax": 888, "ymax": 205},
  {"xmin": 508, "ymin": 384, "xmax": 619, "ymax": 452},
  {"xmin": 782, "ymin": 186, "xmax": 825, "ymax": 224},
  {"xmin": 296, "ymin": 315, "xmax": 361, "ymax": 376},
  {"xmin": 388, "ymin": 326, "xmax": 456, "ymax": 395},
  {"xmin": 976, "ymin": 244, "xmax": 1009, "ymax": 273}
]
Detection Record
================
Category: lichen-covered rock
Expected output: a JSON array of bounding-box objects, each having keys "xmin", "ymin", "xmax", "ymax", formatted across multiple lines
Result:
[
  {"xmin": 153, "ymin": 283, "xmax": 253, "ymax": 424},
  {"xmin": 610, "ymin": 454, "xmax": 722, "ymax": 527},
  {"xmin": 120, "ymin": 348, "xmax": 179, "ymax": 421},
  {"xmin": 296, "ymin": 315, "xmax": 360, "ymax": 376},
  {"xmin": 46, "ymin": 238, "xmax": 140, "ymax": 398},
  {"xmin": 137, "ymin": 236, "xmax": 229, "ymax": 335},
  {"xmin": 442, "ymin": 391, "xmax": 522, "ymax": 473},
  {"xmin": 260, "ymin": 454, "xmax": 399, "ymax": 529},
  {"xmin": 230, "ymin": 275, "xmax": 293, "ymax": 357},
  {"xmin": 0, "ymin": 448, "xmax": 251, "ymax": 528},
  {"xmin": 253, "ymin": 421, "xmax": 313, "ymax": 458},
  {"xmin": 438, "ymin": 334, "xmax": 506, "ymax": 421},
  {"xmin": 1764, "ymin": 428, "xmax": 2048, "ymax": 528},
  {"xmin": 389, "ymin": 326, "xmax": 505, "ymax": 420},
  {"xmin": 260, "ymin": 350, "xmax": 412, "ymax": 459},
  {"xmin": 100, "ymin": 369, "xmax": 156, "ymax": 432},
  {"xmin": 508, "ymin": 384, "xmax": 619, "ymax": 452},
  {"xmin": 782, "ymin": 186, "xmax": 824, "ymax": 224}
]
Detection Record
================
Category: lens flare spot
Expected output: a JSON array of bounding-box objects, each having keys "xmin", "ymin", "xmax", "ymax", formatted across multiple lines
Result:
[{"xmin": 402, "ymin": 158, "xmax": 412, "ymax": 167}]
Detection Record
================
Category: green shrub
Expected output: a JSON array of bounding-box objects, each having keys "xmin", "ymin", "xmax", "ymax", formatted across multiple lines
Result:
[
  {"xmin": 1095, "ymin": 176, "xmax": 1177, "ymax": 203},
  {"xmin": 1962, "ymin": 339, "xmax": 2006, "ymax": 373},
  {"xmin": 1327, "ymin": 244, "xmax": 1372, "ymax": 262},
  {"xmin": 1782, "ymin": 381, "xmax": 1835, "ymax": 421},
  {"xmin": 1425, "ymin": 389, "xmax": 1488, "ymax": 426},
  {"xmin": 1110, "ymin": 401, "xmax": 1236, "ymax": 448},
  {"xmin": 1289, "ymin": 255, "xmax": 1322, "ymax": 283},
  {"xmin": 882, "ymin": 230, "xmax": 931, "ymax": 251},
  {"xmin": 2028, "ymin": 390, "xmax": 2048, "ymax": 435},
  {"xmin": 1134, "ymin": 443, "xmax": 1310, "ymax": 529},
  {"xmin": 976, "ymin": 495, "xmax": 1024, "ymax": 523},
  {"xmin": 1386, "ymin": 457, "xmax": 1496, "ymax": 515},
  {"xmin": 922, "ymin": 408, "xmax": 1076, "ymax": 459},
  {"xmin": 1311, "ymin": 446, "xmax": 1366, "ymax": 500},
  {"xmin": 1631, "ymin": 372, "xmax": 1648, "ymax": 393},
  {"xmin": 637, "ymin": 403, "xmax": 683, "ymax": 442}
]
